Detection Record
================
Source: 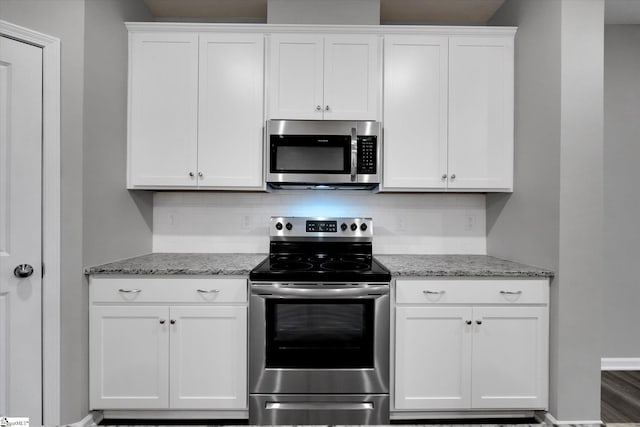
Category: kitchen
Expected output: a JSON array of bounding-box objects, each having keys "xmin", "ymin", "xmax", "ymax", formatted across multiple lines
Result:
[{"xmin": 0, "ymin": 0, "xmax": 631, "ymax": 425}]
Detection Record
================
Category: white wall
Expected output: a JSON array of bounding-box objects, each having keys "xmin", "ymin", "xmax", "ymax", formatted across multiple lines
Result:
[
  {"xmin": 602, "ymin": 24, "xmax": 640, "ymax": 358},
  {"xmin": 154, "ymin": 192, "xmax": 487, "ymax": 254},
  {"xmin": 489, "ymin": 0, "xmax": 604, "ymax": 422}
]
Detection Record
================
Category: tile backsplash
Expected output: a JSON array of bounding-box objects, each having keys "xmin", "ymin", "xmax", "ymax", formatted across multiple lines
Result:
[{"xmin": 153, "ymin": 191, "xmax": 486, "ymax": 254}]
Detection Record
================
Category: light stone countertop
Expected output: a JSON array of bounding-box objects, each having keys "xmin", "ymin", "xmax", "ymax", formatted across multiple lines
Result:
[
  {"xmin": 84, "ymin": 253, "xmax": 267, "ymax": 276},
  {"xmin": 375, "ymin": 254, "xmax": 554, "ymax": 278},
  {"xmin": 86, "ymin": 253, "xmax": 553, "ymax": 278}
]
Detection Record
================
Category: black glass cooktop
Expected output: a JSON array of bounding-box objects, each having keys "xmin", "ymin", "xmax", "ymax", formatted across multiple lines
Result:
[{"xmin": 249, "ymin": 242, "xmax": 391, "ymax": 283}]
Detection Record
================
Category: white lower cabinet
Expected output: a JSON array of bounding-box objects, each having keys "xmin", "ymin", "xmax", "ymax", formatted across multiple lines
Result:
[
  {"xmin": 394, "ymin": 279, "xmax": 549, "ymax": 412},
  {"xmin": 169, "ymin": 306, "xmax": 247, "ymax": 409},
  {"xmin": 91, "ymin": 305, "xmax": 170, "ymax": 409},
  {"xmin": 90, "ymin": 276, "xmax": 247, "ymax": 413}
]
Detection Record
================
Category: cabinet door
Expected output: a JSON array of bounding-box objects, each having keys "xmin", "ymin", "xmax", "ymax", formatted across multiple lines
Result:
[
  {"xmin": 128, "ymin": 32, "xmax": 199, "ymax": 188},
  {"xmin": 395, "ymin": 306, "xmax": 472, "ymax": 410},
  {"xmin": 198, "ymin": 33, "xmax": 264, "ymax": 189},
  {"xmin": 268, "ymin": 34, "xmax": 323, "ymax": 119},
  {"xmin": 90, "ymin": 306, "xmax": 169, "ymax": 409},
  {"xmin": 382, "ymin": 35, "xmax": 448, "ymax": 190},
  {"xmin": 448, "ymin": 36, "xmax": 514, "ymax": 191},
  {"xmin": 170, "ymin": 306, "xmax": 247, "ymax": 409},
  {"xmin": 471, "ymin": 306, "xmax": 548, "ymax": 409},
  {"xmin": 323, "ymin": 35, "xmax": 380, "ymax": 120}
]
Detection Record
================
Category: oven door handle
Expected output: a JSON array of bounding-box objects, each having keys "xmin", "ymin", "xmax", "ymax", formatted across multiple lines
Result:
[
  {"xmin": 251, "ymin": 285, "xmax": 389, "ymax": 298},
  {"xmin": 265, "ymin": 401, "xmax": 374, "ymax": 410}
]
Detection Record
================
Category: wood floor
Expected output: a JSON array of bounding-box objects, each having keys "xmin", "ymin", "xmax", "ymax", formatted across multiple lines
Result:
[{"xmin": 602, "ymin": 370, "xmax": 640, "ymax": 423}]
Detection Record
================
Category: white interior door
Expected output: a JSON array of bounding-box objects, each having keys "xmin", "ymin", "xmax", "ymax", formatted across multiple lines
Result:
[{"xmin": 0, "ymin": 36, "xmax": 43, "ymax": 423}]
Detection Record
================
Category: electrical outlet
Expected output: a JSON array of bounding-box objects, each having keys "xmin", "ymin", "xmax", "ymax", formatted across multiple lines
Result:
[
  {"xmin": 241, "ymin": 215, "xmax": 252, "ymax": 230},
  {"xmin": 464, "ymin": 214, "xmax": 475, "ymax": 231}
]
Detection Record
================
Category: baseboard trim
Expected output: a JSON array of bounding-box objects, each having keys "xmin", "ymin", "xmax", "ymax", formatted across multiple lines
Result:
[
  {"xmin": 544, "ymin": 412, "xmax": 602, "ymax": 425},
  {"xmin": 601, "ymin": 357, "xmax": 640, "ymax": 370}
]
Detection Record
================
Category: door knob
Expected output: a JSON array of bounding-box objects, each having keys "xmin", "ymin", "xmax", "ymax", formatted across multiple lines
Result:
[{"xmin": 14, "ymin": 264, "xmax": 34, "ymax": 278}]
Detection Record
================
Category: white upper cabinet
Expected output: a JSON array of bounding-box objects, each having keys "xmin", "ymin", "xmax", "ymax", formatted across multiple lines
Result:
[
  {"xmin": 383, "ymin": 35, "xmax": 449, "ymax": 190},
  {"xmin": 268, "ymin": 33, "xmax": 380, "ymax": 120},
  {"xmin": 382, "ymin": 31, "xmax": 515, "ymax": 192},
  {"xmin": 126, "ymin": 25, "xmax": 515, "ymax": 192},
  {"xmin": 127, "ymin": 30, "xmax": 264, "ymax": 190},
  {"xmin": 128, "ymin": 32, "xmax": 199, "ymax": 188},
  {"xmin": 267, "ymin": 34, "xmax": 323, "ymax": 120},
  {"xmin": 448, "ymin": 36, "xmax": 514, "ymax": 191},
  {"xmin": 198, "ymin": 33, "xmax": 264, "ymax": 189}
]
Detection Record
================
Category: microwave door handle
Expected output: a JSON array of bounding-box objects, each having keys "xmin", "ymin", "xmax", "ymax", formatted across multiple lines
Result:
[{"xmin": 350, "ymin": 127, "xmax": 358, "ymax": 182}]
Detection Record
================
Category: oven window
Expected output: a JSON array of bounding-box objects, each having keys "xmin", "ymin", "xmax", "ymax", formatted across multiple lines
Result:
[
  {"xmin": 270, "ymin": 135, "xmax": 350, "ymax": 174},
  {"xmin": 265, "ymin": 299, "xmax": 374, "ymax": 368}
]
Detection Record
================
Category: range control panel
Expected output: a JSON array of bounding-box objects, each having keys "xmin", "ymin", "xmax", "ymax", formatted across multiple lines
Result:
[{"xmin": 271, "ymin": 217, "xmax": 373, "ymax": 240}]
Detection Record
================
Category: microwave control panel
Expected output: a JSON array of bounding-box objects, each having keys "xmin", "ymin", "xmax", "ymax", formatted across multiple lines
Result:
[{"xmin": 357, "ymin": 136, "xmax": 377, "ymax": 174}]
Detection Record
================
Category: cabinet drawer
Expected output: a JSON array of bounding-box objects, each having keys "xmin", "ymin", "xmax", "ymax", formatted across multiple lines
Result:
[
  {"xmin": 395, "ymin": 279, "xmax": 548, "ymax": 305},
  {"xmin": 90, "ymin": 276, "xmax": 247, "ymax": 303}
]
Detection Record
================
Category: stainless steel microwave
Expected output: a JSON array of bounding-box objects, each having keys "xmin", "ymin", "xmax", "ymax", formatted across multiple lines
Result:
[{"xmin": 266, "ymin": 120, "xmax": 381, "ymax": 190}]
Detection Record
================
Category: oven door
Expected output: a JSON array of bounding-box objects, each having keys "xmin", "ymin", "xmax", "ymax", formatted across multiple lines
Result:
[{"xmin": 249, "ymin": 283, "xmax": 390, "ymax": 394}]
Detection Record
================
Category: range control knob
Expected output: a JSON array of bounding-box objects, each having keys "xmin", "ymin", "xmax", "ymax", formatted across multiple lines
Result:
[
  {"xmin": 360, "ymin": 223, "xmax": 368, "ymax": 231},
  {"xmin": 286, "ymin": 222, "xmax": 293, "ymax": 231},
  {"xmin": 350, "ymin": 223, "xmax": 358, "ymax": 231},
  {"xmin": 275, "ymin": 222, "xmax": 283, "ymax": 231},
  {"xmin": 340, "ymin": 223, "xmax": 348, "ymax": 231}
]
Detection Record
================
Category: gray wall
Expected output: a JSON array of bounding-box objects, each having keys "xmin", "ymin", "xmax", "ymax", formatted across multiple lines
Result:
[
  {"xmin": 83, "ymin": 2, "xmax": 153, "ymax": 266},
  {"xmin": 489, "ymin": 0, "xmax": 604, "ymax": 422},
  {"xmin": 81, "ymin": 0, "xmax": 153, "ymax": 420},
  {"xmin": 267, "ymin": 0, "xmax": 380, "ymax": 24},
  {"xmin": 0, "ymin": 0, "xmax": 86, "ymax": 422},
  {"xmin": 602, "ymin": 24, "xmax": 640, "ymax": 358},
  {"xmin": 0, "ymin": 0, "xmax": 152, "ymax": 422}
]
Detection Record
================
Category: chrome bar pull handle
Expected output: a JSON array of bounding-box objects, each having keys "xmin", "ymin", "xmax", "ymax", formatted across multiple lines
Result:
[
  {"xmin": 265, "ymin": 402, "xmax": 374, "ymax": 410},
  {"xmin": 350, "ymin": 127, "xmax": 358, "ymax": 182},
  {"xmin": 118, "ymin": 288, "xmax": 141, "ymax": 293},
  {"xmin": 500, "ymin": 290, "xmax": 523, "ymax": 295}
]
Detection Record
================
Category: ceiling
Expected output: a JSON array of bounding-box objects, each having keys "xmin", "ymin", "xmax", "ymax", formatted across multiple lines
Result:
[{"xmin": 143, "ymin": 0, "xmax": 507, "ymax": 25}]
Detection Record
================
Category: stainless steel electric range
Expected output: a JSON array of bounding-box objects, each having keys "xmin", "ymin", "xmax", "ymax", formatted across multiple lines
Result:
[{"xmin": 248, "ymin": 216, "xmax": 391, "ymax": 425}]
